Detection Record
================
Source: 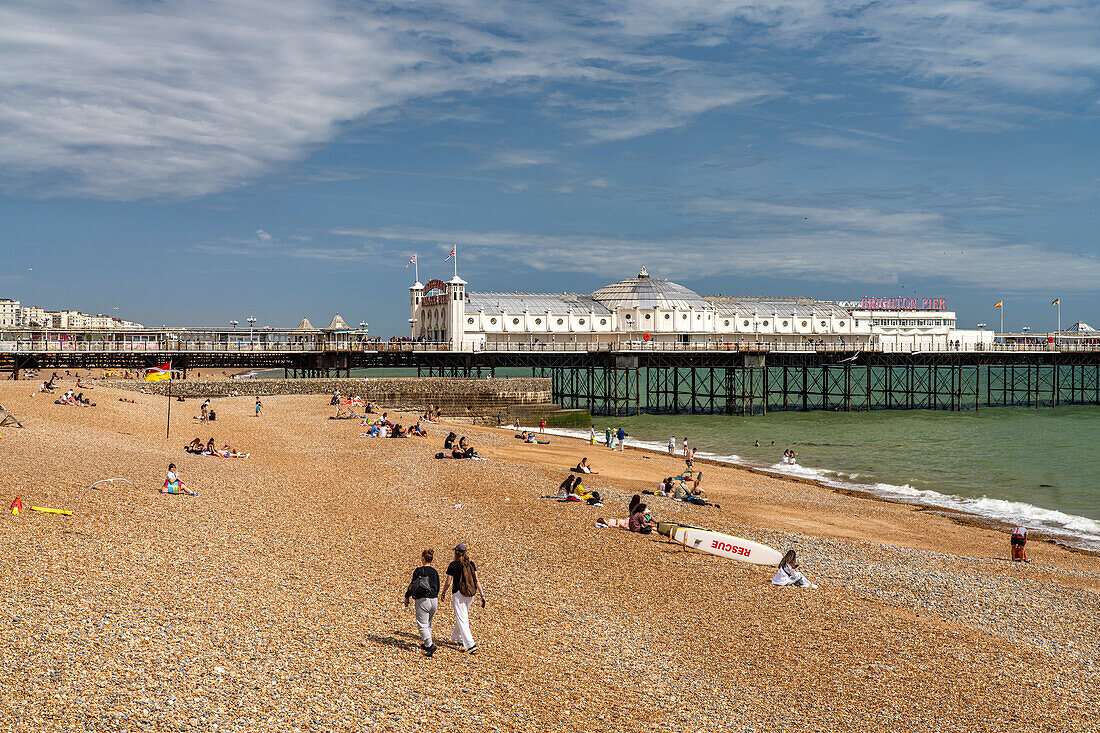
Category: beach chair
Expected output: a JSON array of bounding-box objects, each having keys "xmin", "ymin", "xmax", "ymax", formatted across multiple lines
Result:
[{"xmin": 0, "ymin": 404, "xmax": 24, "ymax": 428}]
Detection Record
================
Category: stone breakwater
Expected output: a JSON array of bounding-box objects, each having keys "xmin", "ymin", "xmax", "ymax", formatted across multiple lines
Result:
[{"xmin": 103, "ymin": 376, "xmax": 555, "ymax": 416}]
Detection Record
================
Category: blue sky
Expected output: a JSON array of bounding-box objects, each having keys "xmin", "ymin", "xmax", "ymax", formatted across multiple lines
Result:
[{"xmin": 2, "ymin": 0, "xmax": 1099, "ymax": 334}]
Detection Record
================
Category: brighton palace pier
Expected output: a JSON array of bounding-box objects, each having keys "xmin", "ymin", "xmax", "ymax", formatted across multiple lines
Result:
[
  {"xmin": 4, "ymin": 268, "xmax": 1100, "ymax": 415},
  {"xmin": 411, "ymin": 266, "xmax": 988, "ymax": 352}
]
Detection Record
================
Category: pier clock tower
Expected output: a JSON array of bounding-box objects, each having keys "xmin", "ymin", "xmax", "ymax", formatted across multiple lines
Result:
[{"xmin": 447, "ymin": 274, "xmax": 466, "ymax": 349}]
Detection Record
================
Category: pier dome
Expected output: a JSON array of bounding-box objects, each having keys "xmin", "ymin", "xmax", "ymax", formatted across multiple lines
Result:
[{"xmin": 592, "ymin": 267, "xmax": 710, "ymax": 310}]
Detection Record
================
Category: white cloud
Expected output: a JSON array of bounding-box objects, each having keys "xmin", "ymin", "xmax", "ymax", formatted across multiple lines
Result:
[
  {"xmin": 2, "ymin": 0, "xmax": 1098, "ymax": 199},
  {"xmin": 321, "ymin": 211, "xmax": 1100, "ymax": 291},
  {"xmin": 255, "ymin": 229, "xmax": 272, "ymax": 242}
]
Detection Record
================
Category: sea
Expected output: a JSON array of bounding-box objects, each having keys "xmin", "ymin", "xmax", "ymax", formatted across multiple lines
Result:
[{"xmin": 256, "ymin": 368, "xmax": 1100, "ymax": 550}]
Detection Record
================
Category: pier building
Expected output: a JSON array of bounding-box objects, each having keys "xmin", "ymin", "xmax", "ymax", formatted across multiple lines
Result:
[{"xmin": 410, "ymin": 267, "xmax": 991, "ymax": 352}]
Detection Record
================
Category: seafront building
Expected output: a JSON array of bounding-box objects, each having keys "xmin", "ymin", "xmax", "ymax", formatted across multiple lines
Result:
[
  {"xmin": 0, "ymin": 298, "xmax": 143, "ymax": 330},
  {"xmin": 409, "ymin": 267, "xmax": 991, "ymax": 351}
]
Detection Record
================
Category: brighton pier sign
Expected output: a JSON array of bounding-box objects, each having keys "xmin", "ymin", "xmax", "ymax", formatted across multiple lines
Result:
[{"xmin": 840, "ymin": 297, "xmax": 949, "ymax": 310}]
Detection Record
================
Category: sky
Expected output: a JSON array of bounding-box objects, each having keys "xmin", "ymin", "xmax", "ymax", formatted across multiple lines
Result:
[{"xmin": 2, "ymin": 0, "xmax": 1099, "ymax": 335}]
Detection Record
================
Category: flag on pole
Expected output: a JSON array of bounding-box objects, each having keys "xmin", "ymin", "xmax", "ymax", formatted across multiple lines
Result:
[
  {"xmin": 145, "ymin": 362, "xmax": 172, "ymax": 382},
  {"xmin": 1052, "ymin": 298, "xmax": 1060, "ymax": 306},
  {"xmin": 405, "ymin": 254, "xmax": 416, "ymax": 270},
  {"xmin": 993, "ymin": 301, "xmax": 1003, "ymax": 308},
  {"xmin": 444, "ymin": 246, "xmax": 456, "ymax": 262}
]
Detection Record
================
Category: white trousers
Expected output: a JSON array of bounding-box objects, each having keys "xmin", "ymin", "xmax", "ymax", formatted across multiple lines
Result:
[{"xmin": 450, "ymin": 592, "xmax": 476, "ymax": 650}]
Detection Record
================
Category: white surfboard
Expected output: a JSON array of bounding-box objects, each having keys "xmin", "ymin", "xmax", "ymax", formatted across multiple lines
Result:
[{"xmin": 672, "ymin": 527, "xmax": 783, "ymax": 565}]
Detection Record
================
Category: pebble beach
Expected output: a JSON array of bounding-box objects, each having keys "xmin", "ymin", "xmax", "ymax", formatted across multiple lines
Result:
[{"xmin": 1, "ymin": 379, "xmax": 1098, "ymax": 732}]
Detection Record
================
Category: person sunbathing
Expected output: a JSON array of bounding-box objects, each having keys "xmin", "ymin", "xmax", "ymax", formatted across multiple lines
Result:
[
  {"xmin": 185, "ymin": 438, "xmax": 204, "ymax": 454},
  {"xmin": 524, "ymin": 433, "xmax": 549, "ymax": 445},
  {"xmin": 628, "ymin": 504, "xmax": 653, "ymax": 533},
  {"xmin": 444, "ymin": 432, "xmax": 458, "ymax": 450},
  {"xmin": 161, "ymin": 464, "xmax": 197, "ymax": 496},
  {"xmin": 452, "ymin": 436, "xmax": 478, "ymax": 459},
  {"xmin": 772, "ymin": 550, "xmax": 817, "ymax": 588},
  {"xmin": 217, "ymin": 444, "xmax": 249, "ymax": 458},
  {"xmin": 574, "ymin": 457, "xmax": 598, "ymax": 474}
]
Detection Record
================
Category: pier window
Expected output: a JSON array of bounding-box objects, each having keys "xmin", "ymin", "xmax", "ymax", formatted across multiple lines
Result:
[
  {"xmin": 490, "ymin": 318, "xmax": 497, "ymax": 324},
  {"xmin": 782, "ymin": 320, "xmax": 788, "ymax": 327},
  {"xmin": 743, "ymin": 320, "xmax": 750, "ymax": 326},
  {"xmin": 762, "ymin": 320, "xmax": 769, "ymax": 326},
  {"xmin": 513, "ymin": 318, "xmax": 520, "ymax": 325},
  {"xmin": 556, "ymin": 318, "xmax": 564, "ymax": 325},
  {"xmin": 535, "ymin": 318, "xmax": 542, "ymax": 325},
  {"xmin": 578, "ymin": 318, "xmax": 585, "ymax": 325},
  {"xmin": 467, "ymin": 317, "xmax": 474, "ymax": 324},
  {"xmin": 724, "ymin": 320, "xmax": 730, "ymax": 326},
  {"xmin": 645, "ymin": 314, "xmax": 651, "ymax": 320},
  {"xmin": 664, "ymin": 314, "xmax": 671, "ymax": 319},
  {"xmin": 600, "ymin": 319, "xmax": 607, "ymax": 325},
  {"xmin": 839, "ymin": 321, "xmax": 845, "ymax": 327},
  {"xmin": 820, "ymin": 321, "xmax": 826, "ymax": 327}
]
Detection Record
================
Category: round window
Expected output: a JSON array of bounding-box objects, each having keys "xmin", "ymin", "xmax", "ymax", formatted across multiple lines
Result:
[
  {"xmin": 490, "ymin": 317, "xmax": 497, "ymax": 324},
  {"xmin": 467, "ymin": 318, "xmax": 474, "ymax": 325},
  {"xmin": 625, "ymin": 314, "xmax": 632, "ymax": 320},
  {"xmin": 600, "ymin": 318, "xmax": 607, "ymax": 325},
  {"xmin": 782, "ymin": 320, "xmax": 788, "ymax": 327},
  {"xmin": 801, "ymin": 321, "xmax": 807, "ymax": 327},
  {"xmin": 556, "ymin": 318, "xmax": 564, "ymax": 325},
  {"xmin": 723, "ymin": 320, "xmax": 730, "ymax": 327},
  {"xmin": 762, "ymin": 320, "xmax": 769, "ymax": 326},
  {"xmin": 664, "ymin": 313, "xmax": 671, "ymax": 320},
  {"xmin": 696, "ymin": 314, "xmax": 701, "ymax": 319},
  {"xmin": 535, "ymin": 318, "xmax": 542, "ymax": 325},
  {"xmin": 839, "ymin": 321, "xmax": 845, "ymax": 327},
  {"xmin": 820, "ymin": 321, "xmax": 827, "ymax": 327},
  {"xmin": 578, "ymin": 318, "xmax": 585, "ymax": 325},
  {"xmin": 512, "ymin": 318, "xmax": 520, "ymax": 325},
  {"xmin": 743, "ymin": 320, "xmax": 749, "ymax": 327},
  {"xmin": 644, "ymin": 314, "xmax": 651, "ymax": 320},
  {"xmin": 681, "ymin": 314, "xmax": 687, "ymax": 320}
]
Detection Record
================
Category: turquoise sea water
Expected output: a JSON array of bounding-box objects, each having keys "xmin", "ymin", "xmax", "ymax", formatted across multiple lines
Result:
[
  {"xmin": 255, "ymin": 368, "xmax": 1100, "ymax": 547},
  {"xmin": 582, "ymin": 407, "xmax": 1100, "ymax": 548}
]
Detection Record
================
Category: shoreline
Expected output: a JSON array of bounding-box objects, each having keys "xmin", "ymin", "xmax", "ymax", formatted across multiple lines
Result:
[{"xmin": 520, "ymin": 422, "xmax": 1100, "ymax": 556}]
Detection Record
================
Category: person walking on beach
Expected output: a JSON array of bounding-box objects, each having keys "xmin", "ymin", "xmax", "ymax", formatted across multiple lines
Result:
[
  {"xmin": 539, "ymin": 418, "xmax": 546, "ymax": 433},
  {"xmin": 254, "ymin": 398, "xmax": 262, "ymax": 417},
  {"xmin": 589, "ymin": 426, "xmax": 596, "ymax": 444},
  {"xmin": 682, "ymin": 437, "xmax": 689, "ymax": 457},
  {"xmin": 440, "ymin": 544, "xmax": 485, "ymax": 653},
  {"xmin": 405, "ymin": 548, "xmax": 440, "ymax": 657},
  {"xmin": 605, "ymin": 427, "xmax": 612, "ymax": 448},
  {"xmin": 616, "ymin": 427, "xmax": 626, "ymax": 452},
  {"xmin": 668, "ymin": 437, "xmax": 675, "ymax": 455},
  {"xmin": 1010, "ymin": 526, "xmax": 1030, "ymax": 562},
  {"xmin": 609, "ymin": 429, "xmax": 618, "ymax": 451}
]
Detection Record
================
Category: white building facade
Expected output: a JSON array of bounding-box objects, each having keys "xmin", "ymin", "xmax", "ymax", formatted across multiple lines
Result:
[{"xmin": 410, "ymin": 267, "xmax": 987, "ymax": 351}]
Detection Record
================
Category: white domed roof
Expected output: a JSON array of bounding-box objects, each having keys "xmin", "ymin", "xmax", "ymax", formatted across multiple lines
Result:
[{"xmin": 592, "ymin": 268, "xmax": 709, "ymax": 310}]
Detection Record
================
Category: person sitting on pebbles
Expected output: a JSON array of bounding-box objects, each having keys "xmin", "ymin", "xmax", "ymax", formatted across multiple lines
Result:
[
  {"xmin": 771, "ymin": 550, "xmax": 817, "ymax": 588},
  {"xmin": 161, "ymin": 464, "xmax": 197, "ymax": 496},
  {"xmin": 574, "ymin": 457, "xmax": 599, "ymax": 474}
]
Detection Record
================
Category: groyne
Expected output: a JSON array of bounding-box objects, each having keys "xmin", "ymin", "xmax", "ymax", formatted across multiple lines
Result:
[{"xmin": 103, "ymin": 376, "xmax": 567, "ymax": 418}]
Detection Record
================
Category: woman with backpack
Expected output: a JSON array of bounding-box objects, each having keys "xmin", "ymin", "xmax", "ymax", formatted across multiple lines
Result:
[
  {"xmin": 404, "ymin": 549, "xmax": 440, "ymax": 657},
  {"xmin": 440, "ymin": 543, "xmax": 485, "ymax": 654}
]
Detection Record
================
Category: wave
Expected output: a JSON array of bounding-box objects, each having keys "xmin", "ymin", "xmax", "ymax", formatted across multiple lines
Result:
[{"xmin": 529, "ymin": 424, "xmax": 1100, "ymax": 551}]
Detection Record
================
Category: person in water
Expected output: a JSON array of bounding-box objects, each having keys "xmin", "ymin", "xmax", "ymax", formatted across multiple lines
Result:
[{"xmin": 772, "ymin": 550, "xmax": 816, "ymax": 588}]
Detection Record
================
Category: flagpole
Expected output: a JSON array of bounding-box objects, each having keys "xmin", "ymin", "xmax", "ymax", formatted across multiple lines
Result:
[
  {"xmin": 1057, "ymin": 301, "xmax": 1061, "ymax": 337},
  {"xmin": 414, "ymin": 253, "xmax": 419, "ymax": 284},
  {"xmin": 166, "ymin": 369, "xmax": 172, "ymax": 440},
  {"xmin": 453, "ymin": 245, "xmax": 458, "ymax": 279},
  {"xmin": 1001, "ymin": 303, "xmax": 1004, "ymax": 335}
]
